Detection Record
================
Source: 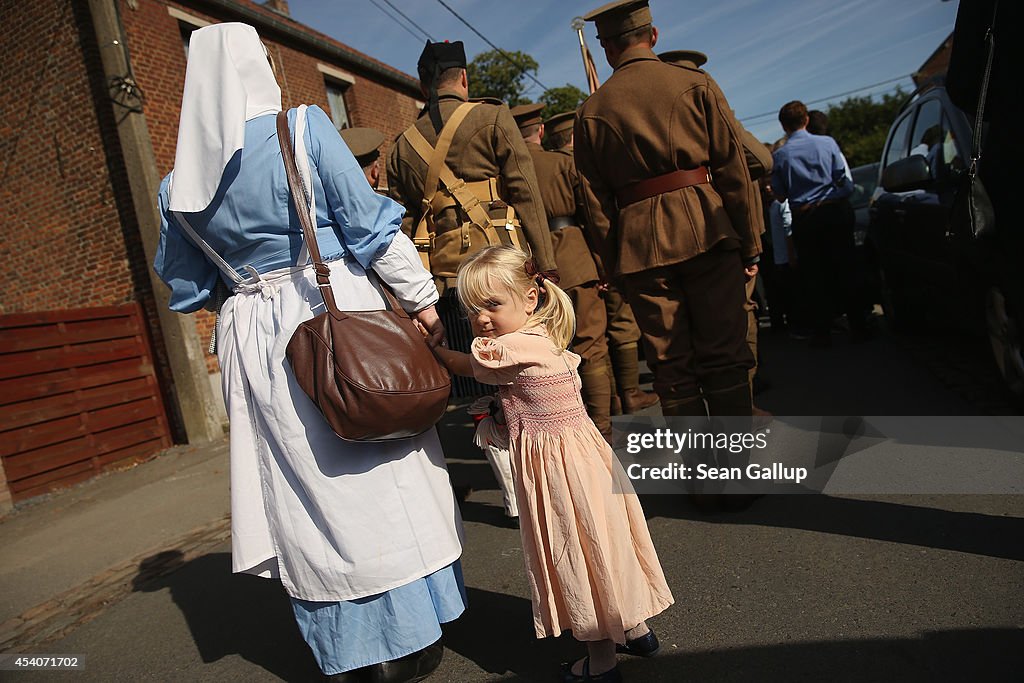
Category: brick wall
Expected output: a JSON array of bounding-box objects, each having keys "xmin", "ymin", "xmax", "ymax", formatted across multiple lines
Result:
[
  {"xmin": 1, "ymin": 0, "xmax": 423, "ymax": 377},
  {"xmin": 119, "ymin": 0, "xmax": 424, "ymax": 372},
  {"xmin": 0, "ymin": 0, "xmax": 137, "ymax": 315},
  {"xmin": 0, "ymin": 0, "xmax": 184, "ymax": 438}
]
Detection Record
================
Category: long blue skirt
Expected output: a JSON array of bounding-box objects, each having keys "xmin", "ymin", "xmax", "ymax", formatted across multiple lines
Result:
[{"xmin": 291, "ymin": 560, "xmax": 466, "ymax": 675}]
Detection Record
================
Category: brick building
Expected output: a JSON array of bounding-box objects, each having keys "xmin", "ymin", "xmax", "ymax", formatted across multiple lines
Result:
[
  {"xmin": 913, "ymin": 32, "xmax": 954, "ymax": 88},
  {"xmin": 0, "ymin": 0, "xmax": 425, "ymax": 510}
]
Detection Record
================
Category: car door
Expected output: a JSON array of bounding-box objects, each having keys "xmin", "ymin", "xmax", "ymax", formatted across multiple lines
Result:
[
  {"xmin": 870, "ymin": 105, "xmax": 916, "ymax": 291},
  {"xmin": 897, "ymin": 96, "xmax": 954, "ymax": 299}
]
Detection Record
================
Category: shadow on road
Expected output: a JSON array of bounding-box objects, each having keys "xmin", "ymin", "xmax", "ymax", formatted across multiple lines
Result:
[
  {"xmin": 127, "ymin": 552, "xmax": 1024, "ymax": 682},
  {"xmin": 441, "ymin": 586, "xmax": 578, "ymax": 681},
  {"xmin": 442, "ymin": 588, "xmax": 1023, "ymax": 682},
  {"xmin": 573, "ymin": 627, "xmax": 1022, "ymax": 683},
  {"xmin": 640, "ymin": 494, "xmax": 1024, "ymax": 561},
  {"xmin": 132, "ymin": 551, "xmax": 319, "ymax": 681}
]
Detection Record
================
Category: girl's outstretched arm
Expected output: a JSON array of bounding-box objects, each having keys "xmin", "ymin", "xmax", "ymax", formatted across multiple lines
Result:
[
  {"xmin": 430, "ymin": 344, "xmax": 475, "ymax": 377},
  {"xmin": 414, "ymin": 319, "xmax": 475, "ymax": 377}
]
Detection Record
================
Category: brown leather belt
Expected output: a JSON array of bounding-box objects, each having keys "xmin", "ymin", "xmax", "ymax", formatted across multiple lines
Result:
[
  {"xmin": 617, "ymin": 166, "xmax": 711, "ymax": 207},
  {"xmin": 548, "ymin": 216, "xmax": 574, "ymax": 231}
]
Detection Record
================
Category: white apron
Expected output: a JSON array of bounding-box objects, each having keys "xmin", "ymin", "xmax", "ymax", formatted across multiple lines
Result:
[{"xmin": 218, "ymin": 256, "xmax": 464, "ymax": 602}]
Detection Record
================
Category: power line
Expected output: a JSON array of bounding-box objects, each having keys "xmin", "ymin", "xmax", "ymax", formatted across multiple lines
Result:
[
  {"xmin": 433, "ymin": 0, "xmax": 551, "ymax": 94},
  {"xmin": 377, "ymin": 0, "xmax": 434, "ymax": 41},
  {"xmin": 739, "ymin": 74, "xmax": 914, "ymax": 123},
  {"xmin": 367, "ymin": 0, "xmax": 432, "ymax": 43}
]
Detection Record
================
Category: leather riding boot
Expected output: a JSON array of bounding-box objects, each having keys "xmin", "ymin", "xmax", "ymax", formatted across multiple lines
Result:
[
  {"xmin": 606, "ymin": 356, "xmax": 623, "ymax": 416},
  {"xmin": 703, "ymin": 382, "xmax": 753, "ymax": 417},
  {"xmin": 610, "ymin": 343, "xmax": 659, "ymax": 413},
  {"xmin": 659, "ymin": 395, "xmax": 707, "ymax": 417},
  {"xmin": 579, "ymin": 362, "xmax": 613, "ymax": 439},
  {"xmin": 658, "ymin": 393, "xmax": 719, "ymax": 512}
]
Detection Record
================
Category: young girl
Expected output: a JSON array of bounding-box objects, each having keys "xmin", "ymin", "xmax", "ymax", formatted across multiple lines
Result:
[{"xmin": 427, "ymin": 246, "xmax": 673, "ymax": 682}]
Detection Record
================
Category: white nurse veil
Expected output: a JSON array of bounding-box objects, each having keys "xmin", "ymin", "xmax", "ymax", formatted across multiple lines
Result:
[{"xmin": 167, "ymin": 22, "xmax": 282, "ymax": 213}]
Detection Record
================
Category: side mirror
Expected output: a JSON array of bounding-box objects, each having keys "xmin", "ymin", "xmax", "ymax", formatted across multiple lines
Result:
[{"xmin": 880, "ymin": 155, "xmax": 931, "ymax": 193}]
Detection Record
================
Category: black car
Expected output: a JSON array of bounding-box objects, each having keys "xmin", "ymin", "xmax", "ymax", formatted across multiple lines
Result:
[
  {"xmin": 851, "ymin": 162, "xmax": 881, "ymax": 305},
  {"xmin": 868, "ymin": 85, "xmax": 1023, "ymax": 398}
]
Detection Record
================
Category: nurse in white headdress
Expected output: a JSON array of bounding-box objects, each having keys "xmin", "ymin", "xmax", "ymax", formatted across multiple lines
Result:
[{"xmin": 154, "ymin": 23, "xmax": 464, "ymax": 682}]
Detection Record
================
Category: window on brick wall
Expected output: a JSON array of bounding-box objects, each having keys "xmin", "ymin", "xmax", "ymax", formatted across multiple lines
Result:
[
  {"xmin": 325, "ymin": 80, "xmax": 351, "ymax": 130},
  {"xmin": 180, "ymin": 22, "xmax": 196, "ymax": 58}
]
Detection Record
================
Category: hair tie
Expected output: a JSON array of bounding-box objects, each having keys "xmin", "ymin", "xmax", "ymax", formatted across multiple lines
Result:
[{"xmin": 523, "ymin": 259, "xmax": 560, "ymax": 287}]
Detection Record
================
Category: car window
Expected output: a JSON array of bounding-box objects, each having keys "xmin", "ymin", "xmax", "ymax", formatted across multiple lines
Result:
[
  {"xmin": 884, "ymin": 111, "xmax": 914, "ymax": 169},
  {"xmin": 939, "ymin": 111, "xmax": 966, "ymax": 177},
  {"xmin": 909, "ymin": 98, "xmax": 944, "ymax": 178}
]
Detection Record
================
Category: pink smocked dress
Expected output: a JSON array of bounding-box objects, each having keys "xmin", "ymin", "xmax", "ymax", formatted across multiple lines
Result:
[{"xmin": 471, "ymin": 328, "xmax": 674, "ymax": 642}]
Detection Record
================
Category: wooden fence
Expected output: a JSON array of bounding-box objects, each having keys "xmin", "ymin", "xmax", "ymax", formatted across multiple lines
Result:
[{"xmin": 0, "ymin": 303, "xmax": 172, "ymax": 502}]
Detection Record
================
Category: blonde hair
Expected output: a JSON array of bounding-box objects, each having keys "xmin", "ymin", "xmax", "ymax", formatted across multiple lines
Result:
[{"xmin": 457, "ymin": 246, "xmax": 575, "ymax": 350}]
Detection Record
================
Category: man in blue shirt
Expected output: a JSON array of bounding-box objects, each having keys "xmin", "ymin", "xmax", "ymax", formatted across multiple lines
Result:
[{"xmin": 772, "ymin": 100, "xmax": 867, "ymax": 346}]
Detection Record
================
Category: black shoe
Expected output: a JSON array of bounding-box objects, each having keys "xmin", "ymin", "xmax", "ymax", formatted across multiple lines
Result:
[
  {"xmin": 326, "ymin": 667, "xmax": 371, "ymax": 682},
  {"xmin": 616, "ymin": 628, "xmax": 660, "ymax": 657},
  {"xmin": 559, "ymin": 657, "xmax": 623, "ymax": 683},
  {"xmin": 369, "ymin": 643, "xmax": 443, "ymax": 683}
]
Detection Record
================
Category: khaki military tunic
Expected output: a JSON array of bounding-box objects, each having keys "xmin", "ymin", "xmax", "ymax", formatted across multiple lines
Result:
[
  {"xmin": 574, "ymin": 45, "xmax": 756, "ymax": 404},
  {"xmin": 556, "ymin": 144, "xmax": 644, "ymax": 352},
  {"xmin": 524, "ymin": 142, "xmax": 598, "ymax": 289},
  {"xmin": 524, "ymin": 141, "xmax": 606, "ymax": 364},
  {"xmin": 387, "ymin": 90, "xmax": 556, "ymax": 289},
  {"xmin": 574, "ymin": 46, "xmax": 761, "ymax": 276}
]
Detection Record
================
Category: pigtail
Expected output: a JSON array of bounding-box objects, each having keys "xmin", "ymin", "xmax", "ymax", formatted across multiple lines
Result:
[{"xmin": 532, "ymin": 276, "xmax": 575, "ymax": 351}]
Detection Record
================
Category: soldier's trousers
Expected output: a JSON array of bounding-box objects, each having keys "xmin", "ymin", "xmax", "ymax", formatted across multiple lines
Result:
[
  {"xmin": 603, "ymin": 286, "xmax": 642, "ymax": 348},
  {"xmin": 623, "ymin": 246, "xmax": 753, "ymax": 407},
  {"xmin": 567, "ymin": 282, "xmax": 609, "ymax": 366}
]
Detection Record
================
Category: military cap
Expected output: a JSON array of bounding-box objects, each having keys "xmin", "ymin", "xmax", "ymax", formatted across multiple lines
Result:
[
  {"xmin": 339, "ymin": 127, "xmax": 384, "ymax": 165},
  {"xmin": 510, "ymin": 102, "xmax": 544, "ymax": 130},
  {"xmin": 658, "ymin": 49, "xmax": 708, "ymax": 69},
  {"xmin": 416, "ymin": 40, "xmax": 466, "ymax": 82},
  {"xmin": 583, "ymin": 0, "xmax": 652, "ymax": 40},
  {"xmin": 544, "ymin": 110, "xmax": 576, "ymax": 136},
  {"xmin": 417, "ymin": 40, "xmax": 468, "ymax": 134}
]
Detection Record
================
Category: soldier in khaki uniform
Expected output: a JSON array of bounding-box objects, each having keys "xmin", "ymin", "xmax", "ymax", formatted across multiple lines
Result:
[
  {"xmin": 340, "ymin": 127, "xmax": 385, "ymax": 189},
  {"xmin": 544, "ymin": 110, "xmax": 659, "ymax": 418},
  {"xmin": 659, "ymin": 50, "xmax": 773, "ymax": 413},
  {"xmin": 576, "ymin": 0, "xmax": 760, "ymax": 417},
  {"xmin": 388, "ymin": 40, "xmax": 556, "ymax": 396},
  {"xmin": 510, "ymin": 102, "xmax": 614, "ymax": 435}
]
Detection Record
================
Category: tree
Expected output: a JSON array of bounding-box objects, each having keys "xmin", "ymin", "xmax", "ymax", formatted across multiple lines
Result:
[
  {"xmin": 825, "ymin": 89, "xmax": 909, "ymax": 167},
  {"xmin": 540, "ymin": 84, "xmax": 587, "ymax": 120},
  {"xmin": 466, "ymin": 49, "xmax": 539, "ymax": 106}
]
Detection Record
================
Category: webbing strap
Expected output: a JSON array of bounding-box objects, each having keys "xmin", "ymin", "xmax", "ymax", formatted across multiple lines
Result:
[
  {"xmin": 404, "ymin": 103, "xmax": 479, "ymax": 270},
  {"xmin": 403, "ymin": 129, "xmax": 503, "ymax": 244},
  {"xmin": 422, "ymin": 102, "xmax": 478, "ymax": 212}
]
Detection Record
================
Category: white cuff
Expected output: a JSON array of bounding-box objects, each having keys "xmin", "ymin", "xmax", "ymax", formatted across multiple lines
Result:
[{"xmin": 371, "ymin": 232, "xmax": 439, "ymax": 312}]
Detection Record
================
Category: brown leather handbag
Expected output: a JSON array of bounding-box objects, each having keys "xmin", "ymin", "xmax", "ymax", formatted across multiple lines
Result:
[{"xmin": 276, "ymin": 112, "xmax": 451, "ymax": 441}]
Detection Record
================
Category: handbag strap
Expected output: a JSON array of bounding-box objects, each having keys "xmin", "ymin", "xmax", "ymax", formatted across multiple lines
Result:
[
  {"xmin": 968, "ymin": 0, "xmax": 999, "ymax": 180},
  {"xmin": 172, "ymin": 207, "xmax": 246, "ymax": 287},
  {"xmin": 275, "ymin": 110, "xmax": 409, "ymax": 320}
]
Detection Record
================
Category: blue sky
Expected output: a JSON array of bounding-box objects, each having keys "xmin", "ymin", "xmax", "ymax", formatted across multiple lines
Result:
[{"xmin": 287, "ymin": 0, "xmax": 960, "ymax": 143}]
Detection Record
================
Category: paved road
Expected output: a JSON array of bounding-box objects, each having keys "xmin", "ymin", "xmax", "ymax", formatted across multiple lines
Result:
[{"xmin": 7, "ymin": 322, "xmax": 1024, "ymax": 682}]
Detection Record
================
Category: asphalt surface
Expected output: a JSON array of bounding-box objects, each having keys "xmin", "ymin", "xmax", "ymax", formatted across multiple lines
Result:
[{"xmin": 2, "ymin": 318, "xmax": 1023, "ymax": 682}]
